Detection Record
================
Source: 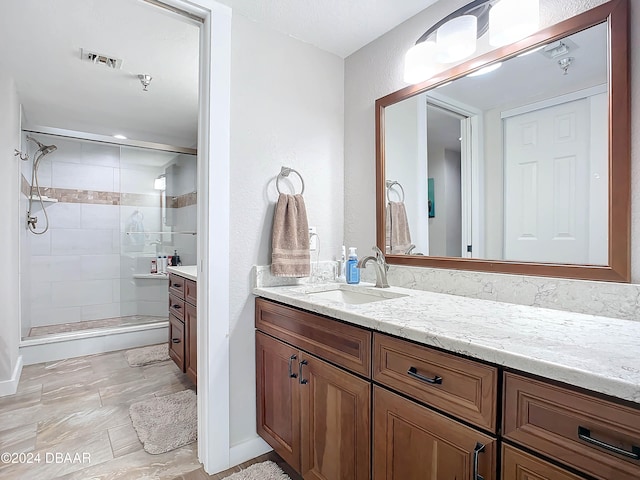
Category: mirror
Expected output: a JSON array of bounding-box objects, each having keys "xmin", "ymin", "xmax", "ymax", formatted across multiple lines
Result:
[{"xmin": 376, "ymin": 0, "xmax": 630, "ymax": 282}]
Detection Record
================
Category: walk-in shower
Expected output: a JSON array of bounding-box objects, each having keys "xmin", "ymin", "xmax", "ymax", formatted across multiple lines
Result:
[{"xmin": 19, "ymin": 131, "xmax": 197, "ymax": 350}]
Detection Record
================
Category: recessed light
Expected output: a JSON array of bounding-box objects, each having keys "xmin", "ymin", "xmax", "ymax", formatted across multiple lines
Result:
[
  {"xmin": 113, "ymin": 134, "xmax": 127, "ymax": 140},
  {"xmin": 467, "ymin": 62, "xmax": 503, "ymax": 77}
]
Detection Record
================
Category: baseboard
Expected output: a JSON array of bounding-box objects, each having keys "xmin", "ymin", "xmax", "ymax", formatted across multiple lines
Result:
[
  {"xmin": 0, "ymin": 355, "xmax": 23, "ymax": 397},
  {"xmin": 228, "ymin": 436, "xmax": 273, "ymax": 468}
]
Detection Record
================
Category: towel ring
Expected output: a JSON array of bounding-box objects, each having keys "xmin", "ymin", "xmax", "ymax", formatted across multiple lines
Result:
[
  {"xmin": 276, "ymin": 166, "xmax": 305, "ymax": 195},
  {"xmin": 386, "ymin": 180, "xmax": 405, "ymax": 203}
]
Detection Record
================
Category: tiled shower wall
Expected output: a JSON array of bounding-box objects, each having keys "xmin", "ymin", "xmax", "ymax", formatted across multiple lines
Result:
[{"xmin": 20, "ymin": 134, "xmax": 195, "ymax": 337}]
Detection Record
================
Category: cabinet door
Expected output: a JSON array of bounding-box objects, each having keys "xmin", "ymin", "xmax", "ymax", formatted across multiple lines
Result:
[
  {"xmin": 299, "ymin": 353, "xmax": 371, "ymax": 480},
  {"xmin": 185, "ymin": 303, "xmax": 197, "ymax": 385},
  {"xmin": 502, "ymin": 444, "xmax": 584, "ymax": 480},
  {"xmin": 374, "ymin": 386, "xmax": 496, "ymax": 480},
  {"xmin": 256, "ymin": 332, "xmax": 301, "ymax": 472}
]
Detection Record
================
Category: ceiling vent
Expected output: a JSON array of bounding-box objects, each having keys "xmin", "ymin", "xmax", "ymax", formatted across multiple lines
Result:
[{"xmin": 80, "ymin": 48, "xmax": 123, "ymax": 69}]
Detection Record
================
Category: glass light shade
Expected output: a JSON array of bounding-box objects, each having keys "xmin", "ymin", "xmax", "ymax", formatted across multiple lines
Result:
[
  {"xmin": 489, "ymin": 0, "xmax": 540, "ymax": 47},
  {"xmin": 154, "ymin": 176, "xmax": 166, "ymax": 190},
  {"xmin": 436, "ymin": 15, "xmax": 477, "ymax": 63},
  {"xmin": 404, "ymin": 40, "xmax": 437, "ymax": 84}
]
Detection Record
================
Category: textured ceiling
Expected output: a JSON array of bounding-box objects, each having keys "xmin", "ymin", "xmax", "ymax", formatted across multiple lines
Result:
[
  {"xmin": 0, "ymin": 0, "xmax": 440, "ymax": 147},
  {"xmin": 213, "ymin": 0, "xmax": 440, "ymax": 57}
]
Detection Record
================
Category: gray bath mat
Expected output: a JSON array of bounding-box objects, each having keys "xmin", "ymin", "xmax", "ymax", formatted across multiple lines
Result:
[
  {"xmin": 223, "ymin": 461, "xmax": 291, "ymax": 480},
  {"xmin": 129, "ymin": 389, "xmax": 197, "ymax": 454},
  {"xmin": 125, "ymin": 343, "xmax": 170, "ymax": 366}
]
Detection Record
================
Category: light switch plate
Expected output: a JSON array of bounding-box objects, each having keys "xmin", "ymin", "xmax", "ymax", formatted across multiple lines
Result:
[{"xmin": 309, "ymin": 226, "xmax": 317, "ymax": 250}]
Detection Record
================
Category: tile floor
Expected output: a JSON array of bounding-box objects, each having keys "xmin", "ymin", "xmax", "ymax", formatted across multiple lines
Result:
[
  {"xmin": 0, "ymin": 348, "xmax": 200, "ymax": 479},
  {"xmin": 28, "ymin": 315, "xmax": 168, "ymax": 338}
]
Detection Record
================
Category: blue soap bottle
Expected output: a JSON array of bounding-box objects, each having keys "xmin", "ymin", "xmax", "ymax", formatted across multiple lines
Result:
[{"xmin": 346, "ymin": 247, "xmax": 360, "ymax": 285}]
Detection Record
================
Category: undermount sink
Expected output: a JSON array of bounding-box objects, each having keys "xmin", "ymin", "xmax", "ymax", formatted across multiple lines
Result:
[{"xmin": 305, "ymin": 286, "xmax": 407, "ymax": 305}]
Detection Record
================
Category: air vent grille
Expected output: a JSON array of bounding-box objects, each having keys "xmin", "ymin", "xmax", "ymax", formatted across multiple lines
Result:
[{"xmin": 80, "ymin": 49, "xmax": 123, "ymax": 69}]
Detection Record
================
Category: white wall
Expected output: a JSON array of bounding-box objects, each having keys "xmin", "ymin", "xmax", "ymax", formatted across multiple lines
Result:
[
  {"xmin": 344, "ymin": 0, "xmax": 640, "ymax": 283},
  {"xmin": 0, "ymin": 74, "xmax": 21, "ymax": 391},
  {"xmin": 228, "ymin": 14, "xmax": 344, "ymax": 447},
  {"xmin": 384, "ymin": 93, "xmax": 428, "ymax": 254}
]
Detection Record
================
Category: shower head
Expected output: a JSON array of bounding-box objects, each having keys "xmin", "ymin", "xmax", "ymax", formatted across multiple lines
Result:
[{"xmin": 26, "ymin": 135, "xmax": 57, "ymax": 156}]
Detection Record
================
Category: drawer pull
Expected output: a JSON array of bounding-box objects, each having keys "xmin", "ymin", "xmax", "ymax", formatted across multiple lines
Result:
[
  {"xmin": 473, "ymin": 442, "xmax": 485, "ymax": 480},
  {"xmin": 173, "ymin": 283, "xmax": 182, "ymax": 288},
  {"xmin": 578, "ymin": 426, "xmax": 640, "ymax": 460},
  {"xmin": 171, "ymin": 338, "xmax": 181, "ymax": 344},
  {"xmin": 407, "ymin": 366, "xmax": 442, "ymax": 385},
  {"xmin": 299, "ymin": 359, "xmax": 308, "ymax": 385},
  {"xmin": 172, "ymin": 304, "xmax": 182, "ymax": 309},
  {"xmin": 288, "ymin": 354, "xmax": 298, "ymax": 379}
]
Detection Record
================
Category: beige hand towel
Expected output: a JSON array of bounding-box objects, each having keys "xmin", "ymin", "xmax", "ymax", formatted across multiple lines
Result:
[
  {"xmin": 271, "ymin": 193, "xmax": 310, "ymax": 277},
  {"xmin": 386, "ymin": 201, "xmax": 412, "ymax": 254}
]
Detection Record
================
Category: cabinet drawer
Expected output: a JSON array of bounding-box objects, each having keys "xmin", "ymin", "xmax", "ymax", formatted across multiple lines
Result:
[
  {"xmin": 255, "ymin": 298, "xmax": 371, "ymax": 377},
  {"xmin": 169, "ymin": 315, "xmax": 185, "ymax": 372},
  {"xmin": 502, "ymin": 444, "xmax": 584, "ymax": 480},
  {"xmin": 169, "ymin": 294, "xmax": 185, "ymax": 320},
  {"xmin": 503, "ymin": 372, "xmax": 640, "ymax": 480},
  {"xmin": 185, "ymin": 279, "xmax": 197, "ymax": 305},
  {"xmin": 373, "ymin": 333, "xmax": 498, "ymax": 431},
  {"xmin": 169, "ymin": 273, "xmax": 185, "ymax": 298}
]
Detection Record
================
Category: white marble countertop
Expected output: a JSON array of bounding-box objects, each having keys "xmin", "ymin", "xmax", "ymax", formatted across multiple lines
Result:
[
  {"xmin": 167, "ymin": 265, "xmax": 197, "ymax": 281},
  {"xmin": 253, "ymin": 282, "xmax": 640, "ymax": 405}
]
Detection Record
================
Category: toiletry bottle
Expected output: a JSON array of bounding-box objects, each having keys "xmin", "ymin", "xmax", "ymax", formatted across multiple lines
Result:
[
  {"xmin": 157, "ymin": 255, "xmax": 162, "ymax": 273},
  {"xmin": 174, "ymin": 250, "xmax": 181, "ymax": 266},
  {"xmin": 337, "ymin": 245, "xmax": 346, "ymax": 282},
  {"xmin": 162, "ymin": 255, "xmax": 168, "ymax": 274},
  {"xmin": 151, "ymin": 259, "xmax": 157, "ymax": 274},
  {"xmin": 346, "ymin": 247, "xmax": 360, "ymax": 285}
]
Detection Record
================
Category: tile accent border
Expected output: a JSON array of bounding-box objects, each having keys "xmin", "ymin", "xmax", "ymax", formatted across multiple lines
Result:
[{"xmin": 21, "ymin": 174, "xmax": 196, "ymax": 208}]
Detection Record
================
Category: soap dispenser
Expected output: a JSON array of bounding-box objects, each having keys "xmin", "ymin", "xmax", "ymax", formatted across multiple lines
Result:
[{"xmin": 346, "ymin": 247, "xmax": 360, "ymax": 285}]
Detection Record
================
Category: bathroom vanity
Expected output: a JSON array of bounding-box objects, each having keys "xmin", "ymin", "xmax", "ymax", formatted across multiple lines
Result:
[
  {"xmin": 167, "ymin": 266, "xmax": 197, "ymax": 385},
  {"xmin": 254, "ymin": 283, "xmax": 640, "ymax": 480}
]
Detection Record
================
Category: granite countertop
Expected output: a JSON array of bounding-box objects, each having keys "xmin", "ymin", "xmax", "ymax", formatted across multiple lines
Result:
[
  {"xmin": 253, "ymin": 282, "xmax": 640, "ymax": 405},
  {"xmin": 167, "ymin": 265, "xmax": 197, "ymax": 281}
]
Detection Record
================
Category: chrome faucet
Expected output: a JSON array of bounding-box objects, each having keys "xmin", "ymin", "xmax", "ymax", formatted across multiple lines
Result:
[{"xmin": 357, "ymin": 246, "xmax": 390, "ymax": 288}]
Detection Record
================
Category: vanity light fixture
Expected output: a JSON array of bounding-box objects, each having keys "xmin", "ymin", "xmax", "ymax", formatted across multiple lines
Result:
[{"xmin": 404, "ymin": 0, "xmax": 539, "ymax": 84}]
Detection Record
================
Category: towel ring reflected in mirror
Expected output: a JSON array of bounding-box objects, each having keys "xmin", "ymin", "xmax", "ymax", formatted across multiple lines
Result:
[
  {"xmin": 386, "ymin": 180, "xmax": 405, "ymax": 203},
  {"xmin": 276, "ymin": 166, "xmax": 305, "ymax": 195}
]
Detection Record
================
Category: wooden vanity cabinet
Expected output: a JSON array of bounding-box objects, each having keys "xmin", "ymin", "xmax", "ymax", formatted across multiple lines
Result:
[
  {"xmin": 255, "ymin": 299, "xmax": 371, "ymax": 479},
  {"xmin": 372, "ymin": 332, "xmax": 498, "ymax": 480},
  {"xmin": 168, "ymin": 273, "xmax": 197, "ymax": 385},
  {"xmin": 503, "ymin": 372, "xmax": 640, "ymax": 480}
]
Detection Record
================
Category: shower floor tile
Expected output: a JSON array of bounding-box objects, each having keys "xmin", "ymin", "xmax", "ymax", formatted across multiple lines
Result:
[{"xmin": 27, "ymin": 315, "xmax": 167, "ymax": 338}]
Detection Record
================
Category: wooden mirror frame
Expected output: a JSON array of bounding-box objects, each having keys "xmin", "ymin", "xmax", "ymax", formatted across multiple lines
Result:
[{"xmin": 375, "ymin": 0, "xmax": 630, "ymax": 282}]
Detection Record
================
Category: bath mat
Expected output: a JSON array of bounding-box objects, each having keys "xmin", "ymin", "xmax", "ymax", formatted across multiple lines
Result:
[
  {"xmin": 222, "ymin": 461, "xmax": 291, "ymax": 480},
  {"xmin": 129, "ymin": 389, "xmax": 197, "ymax": 454},
  {"xmin": 125, "ymin": 343, "xmax": 170, "ymax": 366}
]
